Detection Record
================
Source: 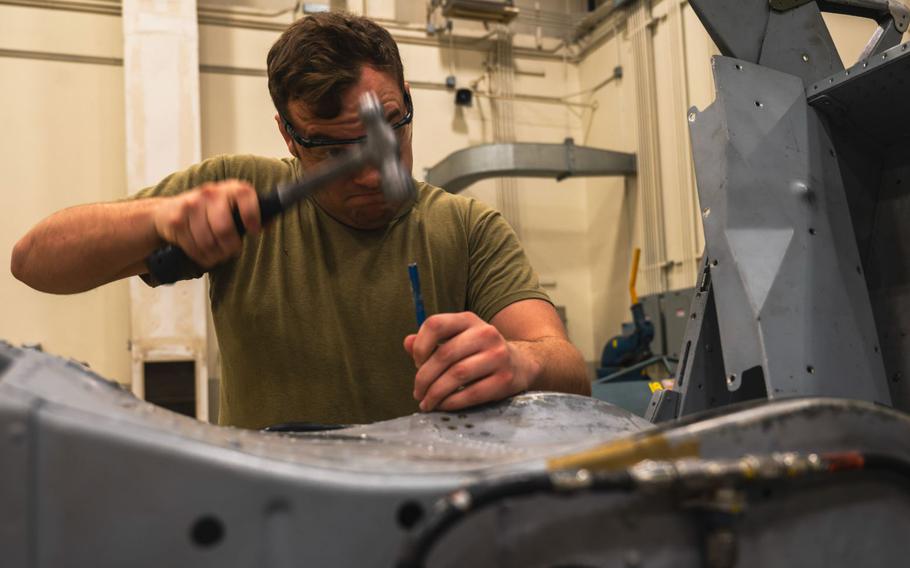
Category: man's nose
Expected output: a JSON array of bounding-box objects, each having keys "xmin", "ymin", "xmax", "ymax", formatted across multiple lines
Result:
[{"xmin": 352, "ymin": 165, "xmax": 382, "ymax": 189}]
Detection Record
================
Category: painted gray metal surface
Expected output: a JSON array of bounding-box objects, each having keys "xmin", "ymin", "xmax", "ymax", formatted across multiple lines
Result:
[
  {"xmin": 436, "ymin": 398, "xmax": 910, "ymax": 567},
  {"xmin": 433, "ymin": 477, "xmax": 910, "ymax": 567},
  {"xmin": 759, "ymin": 3, "xmax": 845, "ymax": 85},
  {"xmin": 648, "ymin": 5, "xmax": 910, "ymax": 425},
  {"xmin": 673, "ymin": 56, "xmax": 890, "ymax": 415},
  {"xmin": 423, "ymin": 141, "xmax": 636, "ymax": 193},
  {"xmin": 809, "ymin": 41, "xmax": 910, "ymax": 412},
  {"xmin": 808, "ymin": 40, "xmax": 910, "ymax": 137},
  {"xmin": 688, "ymin": 0, "xmax": 769, "ymax": 63},
  {"xmin": 5, "ymin": 345, "xmax": 910, "ymax": 567},
  {"xmin": 689, "ymin": 0, "xmax": 843, "ymax": 87},
  {"xmin": 0, "ymin": 343, "xmax": 650, "ymax": 567}
]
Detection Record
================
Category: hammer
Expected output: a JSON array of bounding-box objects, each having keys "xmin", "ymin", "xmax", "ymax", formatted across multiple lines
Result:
[{"xmin": 145, "ymin": 92, "xmax": 415, "ymax": 285}]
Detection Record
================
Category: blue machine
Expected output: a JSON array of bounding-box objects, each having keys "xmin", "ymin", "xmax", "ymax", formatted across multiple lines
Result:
[
  {"xmin": 593, "ymin": 249, "xmax": 675, "ymax": 416},
  {"xmin": 597, "ymin": 301, "xmax": 654, "ymax": 378}
]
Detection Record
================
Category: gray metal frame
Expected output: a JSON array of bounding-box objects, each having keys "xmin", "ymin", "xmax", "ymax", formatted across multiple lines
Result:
[
  {"xmin": 648, "ymin": 2, "xmax": 910, "ymax": 421},
  {"xmin": 5, "ymin": 343, "xmax": 910, "ymax": 567},
  {"xmin": 0, "ymin": 343, "xmax": 651, "ymax": 567}
]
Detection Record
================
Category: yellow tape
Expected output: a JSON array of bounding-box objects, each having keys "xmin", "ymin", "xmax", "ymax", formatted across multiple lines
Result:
[
  {"xmin": 648, "ymin": 381, "xmax": 663, "ymax": 393},
  {"xmin": 547, "ymin": 434, "xmax": 700, "ymax": 473}
]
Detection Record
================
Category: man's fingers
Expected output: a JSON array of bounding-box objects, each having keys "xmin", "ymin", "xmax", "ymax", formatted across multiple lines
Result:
[
  {"xmin": 403, "ymin": 334, "xmax": 417, "ymax": 356},
  {"xmin": 207, "ymin": 191, "xmax": 243, "ymax": 256},
  {"xmin": 435, "ymin": 373, "xmax": 514, "ymax": 412},
  {"xmin": 411, "ymin": 312, "xmax": 480, "ymax": 366},
  {"xmin": 419, "ymin": 350, "xmax": 504, "ymax": 412},
  {"xmin": 413, "ymin": 325, "xmax": 494, "ymax": 400},
  {"xmin": 152, "ymin": 180, "xmax": 264, "ymax": 270},
  {"xmin": 182, "ymin": 201, "xmax": 216, "ymax": 267},
  {"xmin": 230, "ymin": 181, "xmax": 262, "ymax": 235}
]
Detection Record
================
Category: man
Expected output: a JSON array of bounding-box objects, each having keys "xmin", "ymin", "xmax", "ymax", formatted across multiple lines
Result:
[{"xmin": 11, "ymin": 12, "xmax": 590, "ymax": 429}]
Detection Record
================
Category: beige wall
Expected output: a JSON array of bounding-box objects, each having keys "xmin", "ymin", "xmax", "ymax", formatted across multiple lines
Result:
[
  {"xmin": 0, "ymin": 6, "xmax": 130, "ymax": 380},
  {"xmin": 2, "ymin": 1, "xmax": 905, "ymax": 382}
]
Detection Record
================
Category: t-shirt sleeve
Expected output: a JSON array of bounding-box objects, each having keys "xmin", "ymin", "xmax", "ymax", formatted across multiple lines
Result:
[
  {"xmin": 466, "ymin": 201, "xmax": 552, "ymax": 322},
  {"xmin": 127, "ymin": 155, "xmax": 230, "ymax": 201}
]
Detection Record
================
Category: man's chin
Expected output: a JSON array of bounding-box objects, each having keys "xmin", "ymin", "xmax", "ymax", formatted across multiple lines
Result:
[{"xmin": 348, "ymin": 204, "xmax": 397, "ymax": 229}]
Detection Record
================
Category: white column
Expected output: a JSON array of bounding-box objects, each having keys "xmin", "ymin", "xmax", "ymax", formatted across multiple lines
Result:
[
  {"xmin": 122, "ymin": 0, "xmax": 208, "ymax": 421},
  {"xmin": 630, "ymin": 0, "xmax": 669, "ymax": 295},
  {"xmin": 667, "ymin": 0, "xmax": 699, "ymax": 288}
]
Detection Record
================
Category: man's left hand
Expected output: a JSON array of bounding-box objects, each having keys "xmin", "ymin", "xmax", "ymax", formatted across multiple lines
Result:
[{"xmin": 403, "ymin": 312, "xmax": 537, "ymax": 412}]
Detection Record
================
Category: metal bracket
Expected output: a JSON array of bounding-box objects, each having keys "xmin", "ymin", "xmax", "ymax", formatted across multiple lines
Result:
[
  {"xmin": 556, "ymin": 138, "xmax": 576, "ymax": 182},
  {"xmin": 773, "ymin": 1, "xmax": 908, "ymax": 33},
  {"xmin": 890, "ymin": 0, "xmax": 909, "ymax": 31}
]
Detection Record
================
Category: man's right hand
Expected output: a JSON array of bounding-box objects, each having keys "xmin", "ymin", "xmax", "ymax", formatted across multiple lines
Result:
[{"xmin": 153, "ymin": 180, "xmax": 262, "ymax": 268}]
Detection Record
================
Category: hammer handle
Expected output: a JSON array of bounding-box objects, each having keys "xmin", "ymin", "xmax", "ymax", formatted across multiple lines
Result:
[{"xmin": 144, "ymin": 192, "xmax": 284, "ymax": 285}]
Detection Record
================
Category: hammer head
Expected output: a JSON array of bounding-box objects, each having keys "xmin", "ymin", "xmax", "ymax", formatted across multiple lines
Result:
[{"xmin": 358, "ymin": 91, "xmax": 416, "ymax": 203}]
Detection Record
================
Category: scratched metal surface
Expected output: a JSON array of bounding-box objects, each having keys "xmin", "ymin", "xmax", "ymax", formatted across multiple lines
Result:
[{"xmin": 0, "ymin": 343, "xmax": 651, "ymax": 479}]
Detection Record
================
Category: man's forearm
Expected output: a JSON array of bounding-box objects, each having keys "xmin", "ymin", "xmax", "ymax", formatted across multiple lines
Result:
[
  {"xmin": 510, "ymin": 337, "xmax": 591, "ymax": 396},
  {"xmin": 11, "ymin": 199, "xmax": 163, "ymax": 294}
]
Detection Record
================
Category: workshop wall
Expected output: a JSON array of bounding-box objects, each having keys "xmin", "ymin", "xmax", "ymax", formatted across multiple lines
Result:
[
  {"xmin": 0, "ymin": 1, "xmax": 902, "ymax": 386},
  {"xmin": 579, "ymin": 0, "xmax": 717, "ymax": 365},
  {"xmin": 0, "ymin": 5, "xmax": 131, "ymax": 381}
]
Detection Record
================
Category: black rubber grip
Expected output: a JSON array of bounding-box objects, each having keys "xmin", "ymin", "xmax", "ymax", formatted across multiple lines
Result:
[{"xmin": 145, "ymin": 192, "xmax": 284, "ymax": 285}]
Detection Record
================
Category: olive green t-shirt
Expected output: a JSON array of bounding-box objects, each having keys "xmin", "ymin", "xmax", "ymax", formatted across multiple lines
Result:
[{"xmin": 134, "ymin": 154, "xmax": 551, "ymax": 428}]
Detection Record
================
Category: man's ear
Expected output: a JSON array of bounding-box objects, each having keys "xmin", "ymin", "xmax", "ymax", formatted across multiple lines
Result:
[{"xmin": 274, "ymin": 114, "xmax": 298, "ymax": 158}]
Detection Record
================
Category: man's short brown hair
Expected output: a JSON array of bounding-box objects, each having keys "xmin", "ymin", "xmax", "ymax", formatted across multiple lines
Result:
[{"xmin": 267, "ymin": 12, "xmax": 406, "ymax": 120}]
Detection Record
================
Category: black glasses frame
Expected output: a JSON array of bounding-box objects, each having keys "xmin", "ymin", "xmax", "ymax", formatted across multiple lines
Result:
[{"xmin": 281, "ymin": 91, "xmax": 413, "ymax": 149}]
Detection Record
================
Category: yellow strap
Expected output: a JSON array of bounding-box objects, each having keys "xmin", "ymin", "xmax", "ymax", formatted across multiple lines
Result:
[{"xmin": 629, "ymin": 248, "xmax": 641, "ymax": 305}]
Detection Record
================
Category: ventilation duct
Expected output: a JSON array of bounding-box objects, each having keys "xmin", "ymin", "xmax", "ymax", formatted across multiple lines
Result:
[{"xmin": 438, "ymin": 0, "xmax": 520, "ymax": 23}]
